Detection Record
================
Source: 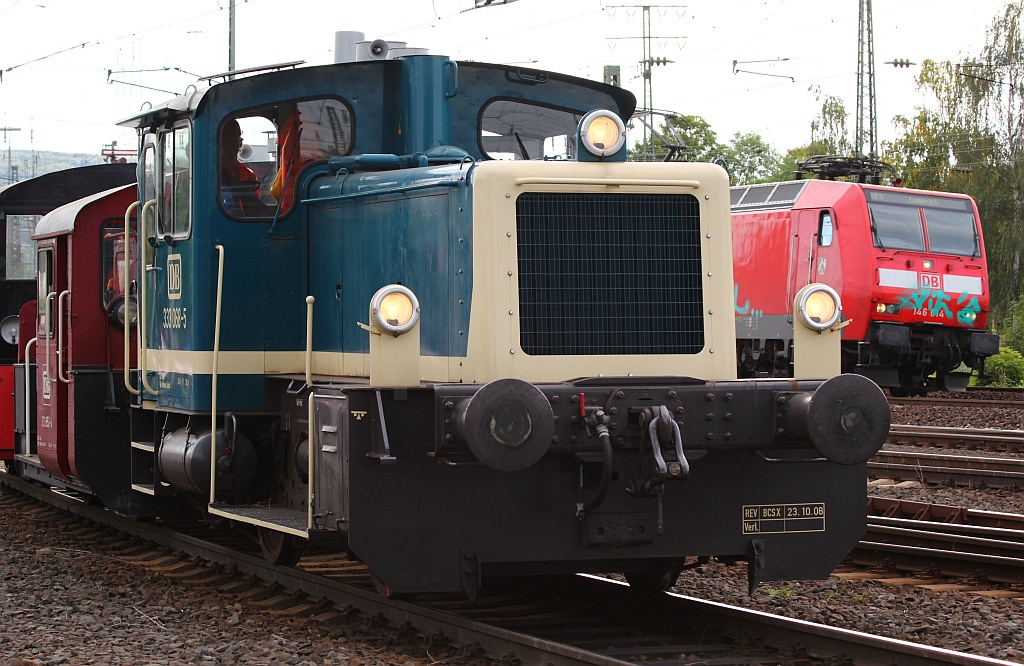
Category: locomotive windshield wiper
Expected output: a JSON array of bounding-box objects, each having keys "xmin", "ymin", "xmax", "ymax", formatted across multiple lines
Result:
[{"xmin": 514, "ymin": 131, "xmax": 530, "ymax": 160}]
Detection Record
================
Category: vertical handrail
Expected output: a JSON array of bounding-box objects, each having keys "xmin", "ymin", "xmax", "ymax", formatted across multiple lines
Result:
[
  {"xmin": 23, "ymin": 337, "xmax": 36, "ymax": 457},
  {"xmin": 308, "ymin": 394, "xmax": 315, "ymax": 530},
  {"xmin": 138, "ymin": 199, "xmax": 159, "ymax": 396},
  {"xmin": 56, "ymin": 290, "xmax": 71, "ymax": 384},
  {"xmin": 305, "ymin": 296, "xmax": 315, "ymax": 385},
  {"xmin": 304, "ymin": 295, "xmax": 316, "ymax": 530},
  {"xmin": 43, "ymin": 292, "xmax": 55, "ymax": 388},
  {"xmin": 209, "ymin": 244, "xmax": 226, "ymax": 506},
  {"xmin": 123, "ymin": 201, "xmax": 140, "ymax": 396}
]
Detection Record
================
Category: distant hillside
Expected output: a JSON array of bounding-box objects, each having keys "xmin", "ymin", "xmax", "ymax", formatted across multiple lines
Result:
[{"xmin": 1, "ymin": 150, "xmax": 122, "ymax": 184}]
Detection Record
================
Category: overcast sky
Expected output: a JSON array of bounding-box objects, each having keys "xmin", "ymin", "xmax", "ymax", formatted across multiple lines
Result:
[{"xmin": 0, "ymin": 0, "xmax": 1009, "ymax": 167}]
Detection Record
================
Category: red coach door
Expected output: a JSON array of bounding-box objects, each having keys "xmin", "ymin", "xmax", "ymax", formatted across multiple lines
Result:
[{"xmin": 35, "ymin": 240, "xmax": 71, "ymax": 480}]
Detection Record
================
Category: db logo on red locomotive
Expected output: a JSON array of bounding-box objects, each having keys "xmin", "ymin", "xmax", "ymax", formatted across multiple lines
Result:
[{"xmin": 920, "ymin": 273, "xmax": 941, "ymax": 290}]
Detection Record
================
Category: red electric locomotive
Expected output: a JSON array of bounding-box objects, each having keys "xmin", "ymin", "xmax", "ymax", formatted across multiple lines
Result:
[{"xmin": 731, "ymin": 174, "xmax": 1000, "ymax": 394}]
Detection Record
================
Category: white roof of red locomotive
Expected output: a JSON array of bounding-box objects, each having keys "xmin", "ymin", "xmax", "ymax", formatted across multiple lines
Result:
[{"xmin": 33, "ymin": 184, "xmax": 136, "ymax": 240}]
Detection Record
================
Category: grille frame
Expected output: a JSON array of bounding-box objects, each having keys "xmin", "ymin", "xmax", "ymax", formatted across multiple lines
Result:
[{"xmin": 515, "ymin": 192, "xmax": 705, "ymax": 356}]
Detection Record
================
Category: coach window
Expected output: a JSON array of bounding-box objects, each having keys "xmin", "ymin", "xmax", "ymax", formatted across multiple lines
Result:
[
  {"xmin": 819, "ymin": 211, "xmax": 834, "ymax": 247},
  {"xmin": 36, "ymin": 248, "xmax": 52, "ymax": 337},
  {"xmin": 480, "ymin": 99, "xmax": 582, "ymax": 160},
  {"xmin": 220, "ymin": 98, "xmax": 353, "ymax": 221},
  {"xmin": 160, "ymin": 125, "xmax": 191, "ymax": 238},
  {"xmin": 101, "ymin": 220, "xmax": 136, "ymax": 310}
]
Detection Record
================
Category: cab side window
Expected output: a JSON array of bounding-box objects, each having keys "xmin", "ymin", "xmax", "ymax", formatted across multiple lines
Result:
[
  {"xmin": 819, "ymin": 211, "xmax": 834, "ymax": 247},
  {"xmin": 161, "ymin": 125, "xmax": 191, "ymax": 238},
  {"xmin": 219, "ymin": 98, "xmax": 353, "ymax": 221},
  {"xmin": 36, "ymin": 248, "xmax": 53, "ymax": 337}
]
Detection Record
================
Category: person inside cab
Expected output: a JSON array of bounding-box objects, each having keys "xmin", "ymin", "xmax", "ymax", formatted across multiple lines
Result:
[{"xmin": 219, "ymin": 119, "xmax": 263, "ymax": 216}]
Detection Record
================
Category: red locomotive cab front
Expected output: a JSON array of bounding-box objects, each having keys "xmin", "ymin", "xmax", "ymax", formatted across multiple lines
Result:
[{"xmin": 860, "ymin": 187, "xmax": 998, "ymax": 391}]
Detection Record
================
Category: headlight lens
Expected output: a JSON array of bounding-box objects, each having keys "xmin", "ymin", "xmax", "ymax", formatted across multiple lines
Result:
[
  {"xmin": 371, "ymin": 285, "xmax": 420, "ymax": 335},
  {"xmin": 875, "ymin": 302, "xmax": 901, "ymax": 315},
  {"xmin": 579, "ymin": 110, "xmax": 626, "ymax": 157},
  {"xmin": 795, "ymin": 284, "xmax": 842, "ymax": 331}
]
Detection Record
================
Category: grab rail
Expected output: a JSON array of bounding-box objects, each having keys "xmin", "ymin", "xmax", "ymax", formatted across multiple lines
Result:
[
  {"xmin": 56, "ymin": 290, "xmax": 70, "ymax": 384},
  {"xmin": 305, "ymin": 296, "xmax": 315, "ymax": 385},
  {"xmin": 123, "ymin": 201, "xmax": 140, "ymax": 396},
  {"xmin": 138, "ymin": 199, "xmax": 158, "ymax": 396},
  {"xmin": 23, "ymin": 337, "xmax": 36, "ymax": 457},
  {"xmin": 209, "ymin": 244, "xmax": 226, "ymax": 506},
  {"xmin": 513, "ymin": 177, "xmax": 701, "ymax": 188},
  {"xmin": 43, "ymin": 292, "xmax": 55, "ymax": 389}
]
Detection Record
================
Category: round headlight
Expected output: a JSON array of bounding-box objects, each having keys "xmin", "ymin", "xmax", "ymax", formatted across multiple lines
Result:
[
  {"xmin": 579, "ymin": 110, "xmax": 626, "ymax": 157},
  {"xmin": 795, "ymin": 284, "xmax": 841, "ymax": 331},
  {"xmin": 106, "ymin": 296, "xmax": 138, "ymax": 331},
  {"xmin": 0, "ymin": 315, "xmax": 18, "ymax": 345},
  {"xmin": 370, "ymin": 285, "xmax": 420, "ymax": 335}
]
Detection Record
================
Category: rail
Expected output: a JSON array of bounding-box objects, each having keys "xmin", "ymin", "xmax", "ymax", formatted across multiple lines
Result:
[
  {"xmin": 870, "ymin": 450, "xmax": 1024, "ymax": 489},
  {"xmin": 1, "ymin": 472, "xmax": 1014, "ymax": 666},
  {"xmin": 209, "ymin": 244, "xmax": 225, "ymax": 506},
  {"xmin": 137, "ymin": 198, "xmax": 158, "ymax": 397},
  {"xmin": 855, "ymin": 496, "xmax": 1024, "ymax": 585},
  {"xmin": 56, "ymin": 290, "xmax": 70, "ymax": 384},
  {"xmin": 122, "ymin": 201, "xmax": 140, "ymax": 396}
]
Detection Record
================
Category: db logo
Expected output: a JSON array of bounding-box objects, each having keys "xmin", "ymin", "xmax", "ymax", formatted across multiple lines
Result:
[
  {"xmin": 920, "ymin": 273, "xmax": 941, "ymax": 289},
  {"xmin": 167, "ymin": 254, "xmax": 182, "ymax": 300}
]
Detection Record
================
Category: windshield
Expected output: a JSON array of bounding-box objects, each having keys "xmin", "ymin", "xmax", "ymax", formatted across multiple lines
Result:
[
  {"xmin": 480, "ymin": 99, "xmax": 582, "ymax": 160},
  {"xmin": 866, "ymin": 189, "xmax": 978, "ymax": 256}
]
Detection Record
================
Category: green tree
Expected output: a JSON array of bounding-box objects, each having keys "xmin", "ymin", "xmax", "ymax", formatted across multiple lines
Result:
[
  {"xmin": 719, "ymin": 131, "xmax": 781, "ymax": 185},
  {"xmin": 886, "ymin": 2, "xmax": 1024, "ymax": 321},
  {"xmin": 808, "ymin": 86, "xmax": 853, "ymax": 156},
  {"xmin": 629, "ymin": 113, "xmax": 725, "ymax": 163}
]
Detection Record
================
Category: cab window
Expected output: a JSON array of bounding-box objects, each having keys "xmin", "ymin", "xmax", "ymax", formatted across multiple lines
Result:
[
  {"xmin": 101, "ymin": 219, "xmax": 137, "ymax": 310},
  {"xmin": 819, "ymin": 211, "xmax": 834, "ymax": 247},
  {"xmin": 161, "ymin": 125, "xmax": 191, "ymax": 238},
  {"xmin": 139, "ymin": 138, "xmax": 158, "ymax": 264},
  {"xmin": 219, "ymin": 98, "xmax": 353, "ymax": 220},
  {"xmin": 36, "ymin": 248, "xmax": 53, "ymax": 337},
  {"xmin": 479, "ymin": 99, "xmax": 582, "ymax": 160}
]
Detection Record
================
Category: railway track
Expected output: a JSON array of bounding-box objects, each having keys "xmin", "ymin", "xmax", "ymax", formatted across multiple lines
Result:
[
  {"xmin": 887, "ymin": 424, "xmax": 1024, "ymax": 452},
  {"xmin": 852, "ymin": 496, "xmax": 1024, "ymax": 588},
  {"xmin": 1, "ymin": 470, "xmax": 1015, "ymax": 666},
  {"xmin": 870, "ymin": 449, "xmax": 1024, "ymax": 489},
  {"xmin": 887, "ymin": 386, "xmax": 1024, "ymax": 410}
]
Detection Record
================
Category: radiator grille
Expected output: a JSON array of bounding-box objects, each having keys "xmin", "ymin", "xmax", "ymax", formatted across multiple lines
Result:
[{"xmin": 516, "ymin": 192, "xmax": 704, "ymax": 356}]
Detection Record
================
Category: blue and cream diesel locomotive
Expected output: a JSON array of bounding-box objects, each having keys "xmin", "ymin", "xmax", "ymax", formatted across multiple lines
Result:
[{"xmin": 6, "ymin": 35, "xmax": 890, "ymax": 598}]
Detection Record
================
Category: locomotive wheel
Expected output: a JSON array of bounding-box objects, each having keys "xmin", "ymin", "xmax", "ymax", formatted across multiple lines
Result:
[{"xmin": 257, "ymin": 527, "xmax": 305, "ymax": 567}]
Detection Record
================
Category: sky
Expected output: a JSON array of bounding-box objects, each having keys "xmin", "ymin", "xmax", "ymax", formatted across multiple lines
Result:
[{"xmin": 0, "ymin": 0, "xmax": 1010, "ymax": 171}]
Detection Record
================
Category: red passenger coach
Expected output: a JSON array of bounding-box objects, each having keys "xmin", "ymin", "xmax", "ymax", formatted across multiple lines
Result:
[
  {"xmin": 27, "ymin": 185, "xmax": 146, "ymax": 513},
  {"xmin": 731, "ymin": 178, "xmax": 1000, "ymax": 394}
]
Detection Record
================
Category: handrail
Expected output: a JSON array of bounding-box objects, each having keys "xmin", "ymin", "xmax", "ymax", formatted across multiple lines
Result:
[
  {"xmin": 123, "ymin": 201, "xmax": 140, "ymax": 396},
  {"xmin": 513, "ymin": 177, "xmax": 701, "ymax": 188},
  {"xmin": 23, "ymin": 337, "xmax": 36, "ymax": 457},
  {"xmin": 56, "ymin": 290, "xmax": 71, "ymax": 384},
  {"xmin": 308, "ymin": 393, "xmax": 315, "ymax": 530},
  {"xmin": 209, "ymin": 244, "xmax": 226, "ymax": 506},
  {"xmin": 43, "ymin": 292, "xmax": 55, "ymax": 388},
  {"xmin": 305, "ymin": 296, "xmax": 315, "ymax": 385},
  {"xmin": 138, "ymin": 199, "xmax": 158, "ymax": 396},
  {"xmin": 304, "ymin": 294, "xmax": 316, "ymax": 530}
]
